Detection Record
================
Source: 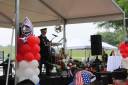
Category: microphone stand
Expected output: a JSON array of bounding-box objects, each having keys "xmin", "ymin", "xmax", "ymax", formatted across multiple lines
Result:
[
  {"xmin": 49, "ymin": 36, "xmax": 57, "ymax": 73},
  {"xmin": 58, "ymin": 38, "xmax": 64, "ymax": 43},
  {"xmin": 50, "ymin": 36, "xmax": 56, "ymax": 42},
  {"xmin": 56, "ymin": 38, "xmax": 64, "ymax": 50}
]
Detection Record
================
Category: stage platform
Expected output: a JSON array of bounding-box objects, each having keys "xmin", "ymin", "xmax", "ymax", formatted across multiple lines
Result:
[
  {"xmin": 0, "ymin": 70, "xmax": 127, "ymax": 85},
  {"xmin": 0, "ymin": 76, "xmax": 14, "ymax": 85},
  {"xmin": 0, "ymin": 75, "xmax": 116, "ymax": 85}
]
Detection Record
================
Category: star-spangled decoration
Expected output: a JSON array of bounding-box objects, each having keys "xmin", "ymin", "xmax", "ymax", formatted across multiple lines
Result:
[{"xmin": 81, "ymin": 71, "xmax": 91, "ymax": 84}]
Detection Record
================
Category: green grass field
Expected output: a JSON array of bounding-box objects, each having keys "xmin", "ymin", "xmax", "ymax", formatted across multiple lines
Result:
[
  {"xmin": 0, "ymin": 46, "xmax": 15, "ymax": 60},
  {"xmin": 67, "ymin": 50, "xmax": 92, "ymax": 61},
  {"xmin": 0, "ymin": 45, "xmax": 112, "ymax": 62},
  {"xmin": 68, "ymin": 49, "xmax": 111, "ymax": 61}
]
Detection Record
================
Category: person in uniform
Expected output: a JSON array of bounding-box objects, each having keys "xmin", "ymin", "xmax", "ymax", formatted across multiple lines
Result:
[{"xmin": 38, "ymin": 28, "xmax": 51, "ymax": 76}]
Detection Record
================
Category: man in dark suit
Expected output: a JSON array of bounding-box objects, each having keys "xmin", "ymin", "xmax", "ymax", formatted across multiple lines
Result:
[{"xmin": 38, "ymin": 28, "xmax": 51, "ymax": 76}]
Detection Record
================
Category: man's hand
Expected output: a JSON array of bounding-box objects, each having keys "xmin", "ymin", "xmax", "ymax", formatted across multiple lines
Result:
[{"xmin": 45, "ymin": 41, "xmax": 52, "ymax": 46}]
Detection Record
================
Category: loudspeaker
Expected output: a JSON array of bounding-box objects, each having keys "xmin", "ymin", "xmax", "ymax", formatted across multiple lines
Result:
[{"xmin": 91, "ymin": 35, "xmax": 102, "ymax": 55}]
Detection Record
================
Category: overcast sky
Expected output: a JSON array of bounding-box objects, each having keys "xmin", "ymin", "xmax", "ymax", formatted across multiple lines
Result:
[{"xmin": 0, "ymin": 23, "xmax": 109, "ymax": 46}]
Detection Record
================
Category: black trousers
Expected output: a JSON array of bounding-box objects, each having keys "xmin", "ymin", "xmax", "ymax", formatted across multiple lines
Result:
[{"xmin": 39, "ymin": 57, "xmax": 52, "ymax": 76}]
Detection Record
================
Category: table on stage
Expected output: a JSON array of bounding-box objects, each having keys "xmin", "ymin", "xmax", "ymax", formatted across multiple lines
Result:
[
  {"xmin": 0, "ymin": 76, "xmax": 72, "ymax": 85},
  {"xmin": 0, "ymin": 76, "xmax": 14, "ymax": 85}
]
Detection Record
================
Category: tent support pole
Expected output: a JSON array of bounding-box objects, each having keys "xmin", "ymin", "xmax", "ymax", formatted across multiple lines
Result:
[
  {"xmin": 63, "ymin": 20, "xmax": 67, "ymax": 54},
  {"xmin": 70, "ymin": 49, "xmax": 72, "ymax": 57},
  {"xmin": 6, "ymin": 27, "xmax": 14, "ymax": 85},
  {"xmin": 112, "ymin": 0, "xmax": 126, "ymax": 35},
  {"xmin": 123, "ymin": 12, "xmax": 127, "ymax": 35},
  {"xmin": 112, "ymin": 0, "xmax": 124, "ymax": 14},
  {"xmin": 15, "ymin": 0, "xmax": 20, "ymax": 85},
  {"xmin": 85, "ymin": 49, "xmax": 86, "ymax": 58}
]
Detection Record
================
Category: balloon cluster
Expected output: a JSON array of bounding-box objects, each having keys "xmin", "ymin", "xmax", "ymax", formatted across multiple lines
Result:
[
  {"xmin": 17, "ymin": 35, "xmax": 40, "ymax": 62},
  {"xmin": 16, "ymin": 35, "xmax": 40, "ymax": 85},
  {"xmin": 119, "ymin": 42, "xmax": 128, "ymax": 58}
]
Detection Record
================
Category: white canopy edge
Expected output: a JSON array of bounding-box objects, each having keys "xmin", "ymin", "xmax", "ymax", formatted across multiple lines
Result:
[
  {"xmin": 1, "ymin": 13, "xmax": 123, "ymax": 28},
  {"xmin": 33, "ymin": 13, "xmax": 123, "ymax": 27},
  {"xmin": 0, "ymin": 0, "xmax": 124, "ymax": 28},
  {"xmin": 34, "ymin": 0, "xmax": 124, "ymax": 26}
]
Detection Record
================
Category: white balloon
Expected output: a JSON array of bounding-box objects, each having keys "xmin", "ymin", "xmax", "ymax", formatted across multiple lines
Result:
[
  {"xmin": 34, "ymin": 68, "xmax": 40, "ymax": 75},
  {"xmin": 122, "ymin": 58, "xmax": 128, "ymax": 69},
  {"xmin": 16, "ymin": 60, "xmax": 40, "ymax": 84},
  {"xmin": 16, "ymin": 68, "xmax": 24, "ymax": 78},
  {"xmin": 18, "ymin": 76, "xmax": 28, "ymax": 83},
  {"xmin": 17, "ymin": 68, "xmax": 38, "ymax": 83},
  {"xmin": 30, "ymin": 75, "xmax": 39, "ymax": 85},
  {"xmin": 23, "ymin": 68, "xmax": 35, "ymax": 78},
  {"xmin": 16, "ymin": 67, "xmax": 34, "ymax": 78},
  {"xmin": 125, "ymin": 57, "xmax": 128, "ymax": 63},
  {"xmin": 30, "ymin": 60, "xmax": 39, "ymax": 68},
  {"xmin": 19, "ymin": 60, "xmax": 29, "ymax": 69}
]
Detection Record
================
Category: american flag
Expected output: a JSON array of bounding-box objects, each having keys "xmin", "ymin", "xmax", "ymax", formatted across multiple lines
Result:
[
  {"xmin": 81, "ymin": 70, "xmax": 92, "ymax": 84},
  {"xmin": 75, "ymin": 70, "xmax": 92, "ymax": 85}
]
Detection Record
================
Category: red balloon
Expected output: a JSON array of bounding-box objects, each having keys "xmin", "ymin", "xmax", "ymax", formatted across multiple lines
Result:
[
  {"xmin": 16, "ymin": 54, "xmax": 24, "ymax": 62},
  {"xmin": 119, "ymin": 49, "xmax": 123, "ymax": 53},
  {"xmin": 34, "ymin": 53, "xmax": 41, "ymax": 61},
  {"xmin": 32, "ymin": 44, "xmax": 40, "ymax": 54},
  {"xmin": 122, "ymin": 53, "xmax": 128, "ymax": 58},
  {"xmin": 125, "ymin": 47, "xmax": 128, "ymax": 52},
  {"xmin": 17, "ymin": 47, "xmax": 20, "ymax": 54},
  {"xmin": 35, "ymin": 37, "xmax": 40, "ymax": 44},
  {"xmin": 27, "ymin": 36, "xmax": 37, "ymax": 46},
  {"xmin": 125, "ymin": 43, "xmax": 128, "ymax": 47},
  {"xmin": 119, "ymin": 42, "xmax": 125, "ymax": 49},
  {"xmin": 19, "ymin": 44, "xmax": 31, "ymax": 54},
  {"xmin": 120, "ymin": 45, "xmax": 125, "ymax": 50},
  {"xmin": 17, "ymin": 37, "xmax": 24, "ymax": 46},
  {"xmin": 119, "ymin": 42, "xmax": 128, "ymax": 58},
  {"xmin": 24, "ymin": 52, "xmax": 34, "ymax": 61},
  {"xmin": 17, "ymin": 37, "xmax": 24, "ymax": 53}
]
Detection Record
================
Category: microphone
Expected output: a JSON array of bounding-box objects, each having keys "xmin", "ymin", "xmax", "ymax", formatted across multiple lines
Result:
[
  {"xmin": 58, "ymin": 38, "xmax": 64, "ymax": 42},
  {"xmin": 52, "ymin": 34, "xmax": 58, "ymax": 37}
]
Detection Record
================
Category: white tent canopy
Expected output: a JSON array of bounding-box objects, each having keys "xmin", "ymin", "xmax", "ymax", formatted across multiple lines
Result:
[
  {"xmin": 0, "ymin": 0, "xmax": 123, "ymax": 28},
  {"xmin": 67, "ymin": 40, "xmax": 117, "ymax": 50},
  {"xmin": 0, "ymin": 1, "xmax": 123, "ymax": 85}
]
